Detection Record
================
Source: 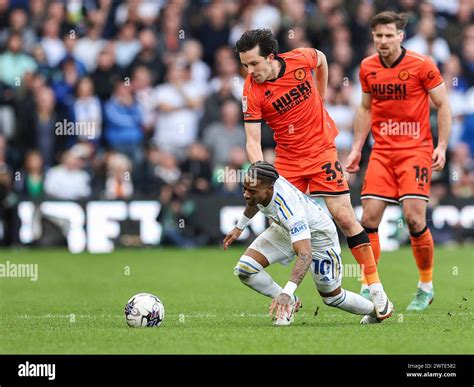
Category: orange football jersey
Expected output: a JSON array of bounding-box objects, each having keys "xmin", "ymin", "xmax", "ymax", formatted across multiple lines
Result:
[
  {"xmin": 360, "ymin": 48, "xmax": 444, "ymax": 150},
  {"xmin": 242, "ymin": 47, "xmax": 338, "ymax": 159}
]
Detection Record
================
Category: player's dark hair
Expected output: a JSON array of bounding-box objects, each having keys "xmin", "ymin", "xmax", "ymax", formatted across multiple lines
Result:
[
  {"xmin": 246, "ymin": 161, "xmax": 279, "ymax": 186},
  {"xmin": 235, "ymin": 28, "xmax": 279, "ymax": 57},
  {"xmin": 371, "ymin": 11, "xmax": 408, "ymax": 31}
]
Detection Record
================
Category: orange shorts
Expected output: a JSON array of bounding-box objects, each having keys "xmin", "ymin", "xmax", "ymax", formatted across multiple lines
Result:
[
  {"xmin": 275, "ymin": 146, "xmax": 350, "ymax": 196},
  {"xmin": 361, "ymin": 149, "xmax": 432, "ymax": 203}
]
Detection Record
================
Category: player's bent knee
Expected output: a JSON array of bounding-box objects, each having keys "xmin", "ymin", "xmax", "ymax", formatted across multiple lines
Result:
[
  {"xmin": 322, "ymin": 290, "xmax": 346, "ymax": 308},
  {"xmin": 405, "ymin": 216, "xmax": 425, "ymax": 234},
  {"xmin": 361, "ymin": 213, "xmax": 380, "ymax": 229},
  {"xmin": 233, "ymin": 255, "xmax": 262, "ymax": 280},
  {"xmin": 335, "ymin": 211, "xmax": 357, "ymax": 231}
]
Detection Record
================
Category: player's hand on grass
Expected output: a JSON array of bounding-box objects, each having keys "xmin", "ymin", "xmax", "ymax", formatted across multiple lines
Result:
[
  {"xmin": 345, "ymin": 150, "xmax": 361, "ymax": 173},
  {"xmin": 432, "ymin": 146, "xmax": 446, "ymax": 171},
  {"xmin": 269, "ymin": 293, "xmax": 292, "ymax": 320},
  {"xmin": 223, "ymin": 227, "xmax": 243, "ymax": 250}
]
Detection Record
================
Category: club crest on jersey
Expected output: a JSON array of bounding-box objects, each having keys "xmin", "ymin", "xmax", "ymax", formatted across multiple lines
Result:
[
  {"xmin": 242, "ymin": 96, "xmax": 248, "ymax": 112},
  {"xmin": 398, "ymin": 70, "xmax": 409, "ymax": 81},
  {"xmin": 294, "ymin": 68, "xmax": 306, "ymax": 81}
]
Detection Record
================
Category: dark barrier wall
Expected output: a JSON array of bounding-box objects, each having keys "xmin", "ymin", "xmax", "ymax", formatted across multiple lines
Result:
[{"xmin": 0, "ymin": 197, "xmax": 472, "ymax": 253}]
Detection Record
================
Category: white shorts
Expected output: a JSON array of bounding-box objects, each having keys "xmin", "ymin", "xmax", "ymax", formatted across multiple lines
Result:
[{"xmin": 248, "ymin": 223, "xmax": 342, "ymax": 293}]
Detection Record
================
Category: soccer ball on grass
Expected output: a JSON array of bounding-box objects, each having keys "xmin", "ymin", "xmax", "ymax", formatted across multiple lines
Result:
[{"xmin": 125, "ymin": 293, "xmax": 165, "ymax": 327}]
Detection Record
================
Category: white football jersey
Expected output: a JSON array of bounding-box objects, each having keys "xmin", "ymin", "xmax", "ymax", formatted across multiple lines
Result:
[{"xmin": 256, "ymin": 176, "xmax": 338, "ymax": 248}]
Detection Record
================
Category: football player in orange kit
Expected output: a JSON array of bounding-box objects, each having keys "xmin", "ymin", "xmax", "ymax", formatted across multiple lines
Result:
[
  {"xmin": 235, "ymin": 28, "xmax": 393, "ymax": 322},
  {"xmin": 345, "ymin": 12, "xmax": 451, "ymax": 311}
]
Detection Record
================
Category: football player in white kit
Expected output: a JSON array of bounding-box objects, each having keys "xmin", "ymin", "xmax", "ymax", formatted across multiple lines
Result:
[{"xmin": 224, "ymin": 161, "xmax": 392, "ymax": 325}]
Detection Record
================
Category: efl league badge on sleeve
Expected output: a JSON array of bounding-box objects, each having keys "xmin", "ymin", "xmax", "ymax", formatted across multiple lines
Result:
[{"xmin": 242, "ymin": 96, "xmax": 248, "ymax": 112}]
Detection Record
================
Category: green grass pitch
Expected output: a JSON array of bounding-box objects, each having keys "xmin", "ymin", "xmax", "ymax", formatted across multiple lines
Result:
[{"xmin": 0, "ymin": 245, "xmax": 472, "ymax": 354}]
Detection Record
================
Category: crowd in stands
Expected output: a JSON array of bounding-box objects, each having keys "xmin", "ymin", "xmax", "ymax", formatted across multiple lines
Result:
[{"xmin": 0, "ymin": 0, "xmax": 473, "ymax": 246}]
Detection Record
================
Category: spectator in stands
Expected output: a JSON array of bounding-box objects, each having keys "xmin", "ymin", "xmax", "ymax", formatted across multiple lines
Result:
[
  {"xmin": 103, "ymin": 80, "xmax": 144, "ymax": 168},
  {"xmin": 132, "ymin": 66, "xmax": 156, "ymax": 135},
  {"xmin": 349, "ymin": 0, "xmax": 374, "ymax": 64},
  {"xmin": 51, "ymin": 58, "xmax": 79, "ymax": 118},
  {"xmin": 180, "ymin": 142, "xmax": 213, "ymax": 194},
  {"xmin": 202, "ymin": 100, "xmax": 245, "ymax": 166},
  {"xmin": 114, "ymin": 21, "xmax": 141, "ymax": 69},
  {"xmin": 180, "ymin": 39, "xmax": 211, "ymax": 89},
  {"xmin": 153, "ymin": 61, "xmax": 205, "ymax": 159},
  {"xmin": 193, "ymin": 2, "xmax": 230, "ymax": 67},
  {"xmin": 142, "ymin": 147, "xmax": 180, "ymax": 196},
  {"xmin": 213, "ymin": 147, "xmax": 249, "ymax": 196},
  {"xmin": 103, "ymin": 152, "xmax": 134, "ymax": 200},
  {"xmin": 0, "ymin": 32, "xmax": 37, "ymax": 88},
  {"xmin": 18, "ymin": 86, "xmax": 68, "ymax": 168},
  {"xmin": 0, "ymin": 8, "xmax": 37, "ymax": 53},
  {"xmin": 91, "ymin": 45, "xmax": 122, "ymax": 101},
  {"xmin": 31, "ymin": 45, "xmax": 54, "ymax": 83},
  {"xmin": 461, "ymin": 29, "xmax": 474, "ymax": 88},
  {"xmin": 209, "ymin": 51, "xmax": 244, "ymax": 100},
  {"xmin": 153, "ymin": 151, "xmax": 181, "ymax": 186},
  {"xmin": 199, "ymin": 77, "xmax": 239, "ymax": 133},
  {"xmin": 46, "ymin": 0, "xmax": 74, "ymax": 37},
  {"xmin": 73, "ymin": 77, "xmax": 102, "ymax": 144},
  {"xmin": 74, "ymin": 22, "xmax": 107, "ymax": 73},
  {"xmin": 0, "ymin": 133, "xmax": 13, "ymax": 245},
  {"xmin": 13, "ymin": 150, "xmax": 45, "ymax": 199},
  {"xmin": 114, "ymin": 0, "xmax": 163, "ymax": 28},
  {"xmin": 404, "ymin": 17, "xmax": 451, "ymax": 66},
  {"xmin": 43, "ymin": 149, "xmax": 91, "ymax": 200},
  {"xmin": 59, "ymin": 33, "xmax": 87, "ymax": 77},
  {"xmin": 127, "ymin": 28, "xmax": 165, "ymax": 86},
  {"xmin": 249, "ymin": 0, "xmax": 281, "ymax": 33},
  {"xmin": 0, "ymin": 78, "xmax": 15, "ymax": 142},
  {"xmin": 28, "ymin": 0, "xmax": 47, "ymax": 33},
  {"xmin": 450, "ymin": 143, "xmax": 474, "ymax": 198},
  {"xmin": 155, "ymin": 5, "xmax": 184, "ymax": 65},
  {"xmin": 40, "ymin": 18, "xmax": 66, "ymax": 67}
]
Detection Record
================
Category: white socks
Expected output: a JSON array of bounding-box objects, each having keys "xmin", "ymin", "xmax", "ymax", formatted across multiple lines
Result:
[
  {"xmin": 418, "ymin": 281, "xmax": 433, "ymax": 293},
  {"xmin": 369, "ymin": 282, "xmax": 384, "ymax": 294},
  {"xmin": 323, "ymin": 289, "xmax": 376, "ymax": 316},
  {"xmin": 234, "ymin": 256, "xmax": 282, "ymax": 298}
]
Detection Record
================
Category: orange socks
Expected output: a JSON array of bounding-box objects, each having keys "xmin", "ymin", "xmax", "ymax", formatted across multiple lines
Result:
[
  {"xmin": 348, "ymin": 231, "xmax": 380, "ymax": 285},
  {"xmin": 410, "ymin": 226, "xmax": 434, "ymax": 284},
  {"xmin": 361, "ymin": 227, "xmax": 380, "ymax": 285}
]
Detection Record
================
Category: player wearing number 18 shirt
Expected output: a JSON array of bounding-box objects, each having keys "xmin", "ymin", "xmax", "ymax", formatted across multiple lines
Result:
[
  {"xmin": 236, "ymin": 28, "xmax": 393, "ymax": 321},
  {"xmin": 345, "ymin": 12, "xmax": 452, "ymax": 311}
]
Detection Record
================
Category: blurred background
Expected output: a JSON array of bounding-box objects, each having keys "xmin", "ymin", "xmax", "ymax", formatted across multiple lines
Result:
[{"xmin": 0, "ymin": 0, "xmax": 472, "ymax": 251}]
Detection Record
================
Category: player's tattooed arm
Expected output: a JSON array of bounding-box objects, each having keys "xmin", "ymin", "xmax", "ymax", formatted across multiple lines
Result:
[{"xmin": 290, "ymin": 239, "xmax": 313, "ymax": 285}]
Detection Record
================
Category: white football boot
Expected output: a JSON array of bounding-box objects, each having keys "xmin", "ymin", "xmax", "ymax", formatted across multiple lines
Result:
[{"xmin": 370, "ymin": 289, "xmax": 394, "ymax": 320}]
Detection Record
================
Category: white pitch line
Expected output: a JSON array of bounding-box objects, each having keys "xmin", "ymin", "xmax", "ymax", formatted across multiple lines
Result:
[{"xmin": 13, "ymin": 311, "xmax": 473, "ymax": 320}]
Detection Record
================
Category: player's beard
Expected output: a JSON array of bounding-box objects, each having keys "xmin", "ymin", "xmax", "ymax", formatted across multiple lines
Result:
[{"xmin": 378, "ymin": 46, "xmax": 391, "ymax": 57}]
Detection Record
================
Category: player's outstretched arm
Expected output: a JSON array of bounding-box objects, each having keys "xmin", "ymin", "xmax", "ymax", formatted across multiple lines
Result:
[
  {"xmin": 269, "ymin": 238, "xmax": 312, "ymax": 319},
  {"xmin": 429, "ymin": 84, "xmax": 452, "ymax": 171},
  {"xmin": 314, "ymin": 49, "xmax": 328, "ymax": 100},
  {"xmin": 346, "ymin": 92, "xmax": 372, "ymax": 173},
  {"xmin": 223, "ymin": 204, "xmax": 259, "ymax": 250},
  {"xmin": 244, "ymin": 122, "xmax": 264, "ymax": 163}
]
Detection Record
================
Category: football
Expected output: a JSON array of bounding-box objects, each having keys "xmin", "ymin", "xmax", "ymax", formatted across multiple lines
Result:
[{"xmin": 124, "ymin": 293, "xmax": 165, "ymax": 328}]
